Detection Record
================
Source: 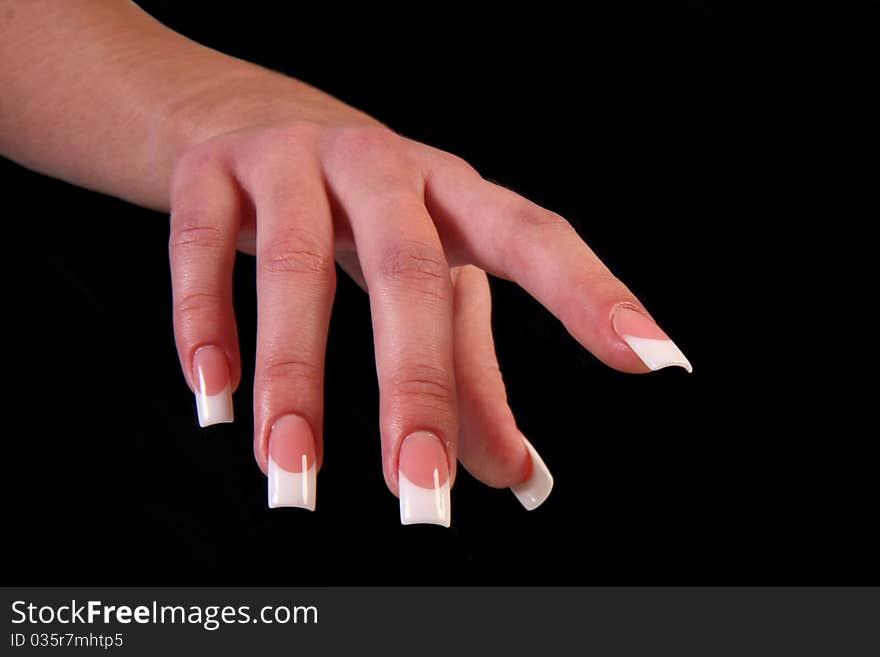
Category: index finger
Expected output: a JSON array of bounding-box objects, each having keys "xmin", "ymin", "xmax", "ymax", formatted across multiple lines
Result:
[{"xmin": 424, "ymin": 157, "xmax": 692, "ymax": 374}]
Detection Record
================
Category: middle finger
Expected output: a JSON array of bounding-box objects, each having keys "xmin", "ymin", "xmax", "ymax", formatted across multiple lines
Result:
[{"xmin": 324, "ymin": 128, "xmax": 457, "ymax": 527}]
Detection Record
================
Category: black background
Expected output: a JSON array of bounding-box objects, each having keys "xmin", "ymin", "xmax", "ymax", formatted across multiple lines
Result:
[{"xmin": 3, "ymin": 3, "xmax": 875, "ymax": 585}]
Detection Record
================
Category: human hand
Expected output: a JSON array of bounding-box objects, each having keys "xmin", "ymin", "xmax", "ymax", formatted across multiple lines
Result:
[{"xmin": 169, "ymin": 120, "xmax": 692, "ymax": 526}]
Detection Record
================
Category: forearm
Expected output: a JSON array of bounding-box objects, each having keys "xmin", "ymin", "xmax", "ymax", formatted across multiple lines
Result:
[{"xmin": 0, "ymin": 0, "xmax": 374, "ymax": 210}]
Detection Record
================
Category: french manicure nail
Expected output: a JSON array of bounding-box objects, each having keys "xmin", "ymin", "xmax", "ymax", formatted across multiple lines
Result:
[
  {"xmin": 510, "ymin": 436, "xmax": 554, "ymax": 511},
  {"xmin": 268, "ymin": 414, "xmax": 317, "ymax": 511},
  {"xmin": 192, "ymin": 345, "xmax": 234, "ymax": 427},
  {"xmin": 398, "ymin": 431, "xmax": 451, "ymax": 527},
  {"xmin": 612, "ymin": 307, "xmax": 693, "ymax": 373}
]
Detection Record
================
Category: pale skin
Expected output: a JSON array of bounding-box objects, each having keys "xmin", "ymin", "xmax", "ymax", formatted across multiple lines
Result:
[{"xmin": 0, "ymin": 1, "xmax": 681, "ymax": 507}]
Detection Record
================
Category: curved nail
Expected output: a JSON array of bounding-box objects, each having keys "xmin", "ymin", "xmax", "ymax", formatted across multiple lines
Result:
[
  {"xmin": 510, "ymin": 436, "xmax": 554, "ymax": 510},
  {"xmin": 612, "ymin": 307, "xmax": 693, "ymax": 373}
]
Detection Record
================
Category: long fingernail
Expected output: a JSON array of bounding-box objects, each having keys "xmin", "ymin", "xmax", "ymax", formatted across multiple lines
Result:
[
  {"xmin": 398, "ymin": 431, "xmax": 451, "ymax": 527},
  {"xmin": 192, "ymin": 345, "xmax": 234, "ymax": 426},
  {"xmin": 268, "ymin": 414, "xmax": 317, "ymax": 511},
  {"xmin": 612, "ymin": 307, "xmax": 693, "ymax": 373},
  {"xmin": 510, "ymin": 436, "xmax": 554, "ymax": 510}
]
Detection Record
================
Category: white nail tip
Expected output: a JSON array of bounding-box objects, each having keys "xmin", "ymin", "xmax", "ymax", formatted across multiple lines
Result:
[
  {"xmin": 268, "ymin": 455, "xmax": 316, "ymax": 511},
  {"xmin": 511, "ymin": 437, "xmax": 554, "ymax": 511},
  {"xmin": 195, "ymin": 387, "xmax": 234, "ymax": 427},
  {"xmin": 399, "ymin": 470, "xmax": 451, "ymax": 527},
  {"xmin": 622, "ymin": 336, "xmax": 693, "ymax": 373}
]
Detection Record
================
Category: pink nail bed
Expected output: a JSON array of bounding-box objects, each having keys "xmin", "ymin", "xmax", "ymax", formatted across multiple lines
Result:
[
  {"xmin": 612, "ymin": 307, "xmax": 671, "ymax": 340},
  {"xmin": 192, "ymin": 345, "xmax": 233, "ymax": 426},
  {"xmin": 399, "ymin": 431, "xmax": 449, "ymax": 488},
  {"xmin": 268, "ymin": 414, "xmax": 317, "ymax": 510},
  {"xmin": 612, "ymin": 307, "xmax": 693, "ymax": 373},
  {"xmin": 398, "ymin": 431, "xmax": 451, "ymax": 527}
]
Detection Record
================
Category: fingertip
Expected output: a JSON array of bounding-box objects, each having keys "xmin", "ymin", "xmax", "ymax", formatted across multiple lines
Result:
[
  {"xmin": 611, "ymin": 305, "xmax": 693, "ymax": 374},
  {"xmin": 191, "ymin": 345, "xmax": 234, "ymax": 427},
  {"xmin": 253, "ymin": 435, "xmax": 269, "ymax": 476},
  {"xmin": 226, "ymin": 346, "xmax": 243, "ymax": 392},
  {"xmin": 510, "ymin": 435, "xmax": 554, "ymax": 511}
]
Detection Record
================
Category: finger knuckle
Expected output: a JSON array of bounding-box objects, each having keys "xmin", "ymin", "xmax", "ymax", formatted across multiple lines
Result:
[
  {"xmin": 574, "ymin": 270, "xmax": 628, "ymax": 300},
  {"xmin": 174, "ymin": 290, "xmax": 226, "ymax": 320},
  {"xmin": 170, "ymin": 147, "xmax": 233, "ymax": 249},
  {"xmin": 375, "ymin": 241, "xmax": 449, "ymax": 289},
  {"xmin": 500, "ymin": 203, "xmax": 575, "ymax": 274},
  {"xmin": 514, "ymin": 203, "xmax": 572, "ymax": 232},
  {"xmin": 255, "ymin": 121, "xmax": 320, "ymax": 160},
  {"xmin": 171, "ymin": 143, "xmax": 223, "ymax": 194},
  {"xmin": 260, "ymin": 227, "xmax": 334, "ymax": 277},
  {"xmin": 261, "ymin": 356, "xmax": 323, "ymax": 387},
  {"xmin": 278, "ymin": 120, "xmax": 321, "ymax": 143},
  {"xmin": 169, "ymin": 222, "xmax": 229, "ymax": 256},
  {"xmin": 365, "ymin": 192, "xmax": 426, "ymax": 219},
  {"xmin": 389, "ymin": 363, "xmax": 455, "ymax": 407},
  {"xmin": 328, "ymin": 125, "xmax": 403, "ymax": 164},
  {"xmin": 433, "ymin": 148, "xmax": 476, "ymax": 173},
  {"xmin": 175, "ymin": 142, "xmax": 222, "ymax": 177},
  {"xmin": 457, "ymin": 359, "xmax": 506, "ymax": 392}
]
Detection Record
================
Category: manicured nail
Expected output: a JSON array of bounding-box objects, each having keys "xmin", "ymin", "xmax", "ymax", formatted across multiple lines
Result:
[
  {"xmin": 268, "ymin": 414, "xmax": 317, "ymax": 510},
  {"xmin": 510, "ymin": 436, "xmax": 554, "ymax": 510},
  {"xmin": 612, "ymin": 307, "xmax": 693, "ymax": 373},
  {"xmin": 192, "ymin": 345, "xmax": 234, "ymax": 427},
  {"xmin": 398, "ymin": 431, "xmax": 451, "ymax": 527}
]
